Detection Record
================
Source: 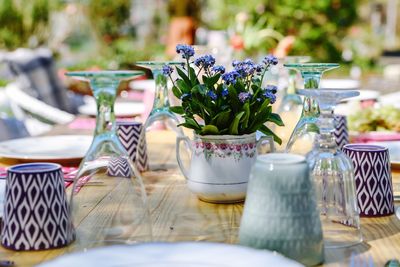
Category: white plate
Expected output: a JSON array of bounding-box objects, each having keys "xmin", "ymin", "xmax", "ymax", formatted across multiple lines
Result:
[
  {"xmin": 320, "ymin": 79, "xmax": 360, "ymax": 89},
  {"xmin": 0, "ymin": 135, "xmax": 92, "ymax": 162},
  {"xmin": 38, "ymin": 242, "xmax": 303, "ymax": 267},
  {"xmin": 129, "ymin": 79, "xmax": 155, "ymax": 91},
  {"xmin": 79, "ymin": 101, "xmax": 145, "ymax": 117},
  {"xmin": 366, "ymin": 140, "xmax": 400, "ymax": 168}
]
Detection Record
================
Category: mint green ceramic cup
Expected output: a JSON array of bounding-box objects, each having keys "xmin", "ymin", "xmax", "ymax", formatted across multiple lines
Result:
[{"xmin": 239, "ymin": 153, "xmax": 324, "ymax": 266}]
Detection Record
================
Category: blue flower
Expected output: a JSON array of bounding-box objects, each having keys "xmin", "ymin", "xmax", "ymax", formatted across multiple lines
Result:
[
  {"xmin": 221, "ymin": 88, "xmax": 229, "ymax": 97},
  {"xmin": 212, "ymin": 65, "xmax": 225, "ymax": 74},
  {"xmin": 265, "ymin": 85, "xmax": 278, "ymax": 94},
  {"xmin": 263, "ymin": 54, "xmax": 278, "ymax": 66},
  {"xmin": 263, "ymin": 91, "xmax": 276, "ymax": 104},
  {"xmin": 176, "ymin": 44, "xmax": 195, "ymax": 59},
  {"xmin": 207, "ymin": 90, "xmax": 217, "ymax": 100},
  {"xmin": 222, "ymin": 71, "xmax": 240, "ymax": 85},
  {"xmin": 194, "ymin": 55, "xmax": 216, "ymax": 68},
  {"xmin": 238, "ymin": 92, "xmax": 251, "ymax": 103},
  {"xmin": 255, "ymin": 64, "xmax": 263, "ymax": 74},
  {"xmin": 162, "ymin": 65, "xmax": 174, "ymax": 76},
  {"xmin": 180, "ymin": 93, "xmax": 191, "ymax": 100},
  {"xmin": 232, "ymin": 60, "xmax": 240, "ymax": 67},
  {"xmin": 233, "ymin": 59, "xmax": 256, "ymax": 78}
]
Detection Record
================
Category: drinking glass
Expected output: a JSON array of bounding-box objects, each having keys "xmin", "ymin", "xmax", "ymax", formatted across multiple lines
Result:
[
  {"xmin": 65, "ymin": 71, "xmax": 152, "ymax": 249},
  {"xmin": 283, "ymin": 63, "xmax": 339, "ymax": 154},
  {"xmin": 135, "ymin": 61, "xmax": 185, "ymax": 171},
  {"xmin": 298, "ymin": 88, "xmax": 362, "ymax": 248},
  {"xmin": 274, "ymin": 56, "xmax": 310, "ymax": 151}
]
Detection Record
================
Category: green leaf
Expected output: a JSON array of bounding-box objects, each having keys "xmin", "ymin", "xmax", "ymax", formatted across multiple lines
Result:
[
  {"xmin": 227, "ymin": 85, "xmax": 240, "ymax": 113},
  {"xmin": 219, "ymin": 128, "xmax": 229, "ymax": 134},
  {"xmin": 176, "ymin": 67, "xmax": 191, "ymax": 86},
  {"xmin": 268, "ymin": 113, "xmax": 285, "ymax": 126},
  {"xmin": 241, "ymin": 102, "xmax": 250, "ymax": 129},
  {"xmin": 189, "ymin": 67, "xmax": 197, "ymax": 86},
  {"xmin": 176, "ymin": 79, "xmax": 191, "ymax": 94},
  {"xmin": 259, "ymin": 124, "xmax": 282, "ymax": 145},
  {"xmin": 229, "ymin": 111, "xmax": 244, "ymax": 135},
  {"xmin": 204, "ymin": 73, "xmax": 220, "ymax": 87},
  {"xmin": 170, "ymin": 106, "xmax": 184, "ymax": 114},
  {"xmin": 178, "ymin": 122, "xmax": 198, "ymax": 131},
  {"xmin": 211, "ymin": 109, "xmax": 231, "ymax": 130},
  {"xmin": 249, "ymin": 105, "xmax": 272, "ymax": 132},
  {"xmin": 179, "ymin": 117, "xmax": 201, "ymax": 131},
  {"xmin": 191, "ymin": 84, "xmax": 207, "ymax": 96},
  {"xmin": 172, "ymin": 85, "xmax": 182, "ymax": 99},
  {"xmin": 200, "ymin": 125, "xmax": 219, "ymax": 135}
]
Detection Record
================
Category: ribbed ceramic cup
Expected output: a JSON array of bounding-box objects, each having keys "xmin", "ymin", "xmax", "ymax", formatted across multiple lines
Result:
[
  {"xmin": 334, "ymin": 115, "xmax": 349, "ymax": 150},
  {"xmin": 343, "ymin": 144, "xmax": 394, "ymax": 217},
  {"xmin": 117, "ymin": 121, "xmax": 148, "ymax": 171},
  {"xmin": 239, "ymin": 153, "xmax": 324, "ymax": 266},
  {"xmin": 1, "ymin": 163, "xmax": 74, "ymax": 251}
]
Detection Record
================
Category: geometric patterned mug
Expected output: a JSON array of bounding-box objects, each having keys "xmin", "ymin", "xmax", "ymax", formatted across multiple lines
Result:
[
  {"xmin": 343, "ymin": 144, "xmax": 395, "ymax": 217},
  {"xmin": 334, "ymin": 115, "xmax": 349, "ymax": 150},
  {"xmin": 1, "ymin": 163, "xmax": 74, "ymax": 251},
  {"xmin": 117, "ymin": 121, "xmax": 149, "ymax": 172}
]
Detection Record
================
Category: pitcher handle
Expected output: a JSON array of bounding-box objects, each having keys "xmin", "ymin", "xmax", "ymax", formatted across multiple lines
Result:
[
  {"xmin": 176, "ymin": 136, "xmax": 191, "ymax": 180},
  {"xmin": 256, "ymin": 135, "xmax": 275, "ymax": 154}
]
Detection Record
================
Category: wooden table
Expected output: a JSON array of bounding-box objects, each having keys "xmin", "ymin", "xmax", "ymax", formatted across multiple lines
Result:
[{"xmin": 0, "ymin": 128, "xmax": 399, "ymax": 266}]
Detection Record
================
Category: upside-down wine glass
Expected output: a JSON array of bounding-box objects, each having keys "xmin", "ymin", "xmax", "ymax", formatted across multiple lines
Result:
[
  {"xmin": 135, "ymin": 61, "xmax": 185, "ymax": 171},
  {"xmin": 298, "ymin": 88, "xmax": 362, "ymax": 248},
  {"xmin": 283, "ymin": 63, "xmax": 339, "ymax": 154},
  {"xmin": 65, "ymin": 71, "xmax": 152, "ymax": 249},
  {"xmin": 274, "ymin": 56, "xmax": 311, "ymax": 151}
]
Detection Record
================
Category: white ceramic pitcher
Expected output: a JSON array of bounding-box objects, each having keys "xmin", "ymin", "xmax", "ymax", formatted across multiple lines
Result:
[{"xmin": 176, "ymin": 133, "xmax": 274, "ymax": 203}]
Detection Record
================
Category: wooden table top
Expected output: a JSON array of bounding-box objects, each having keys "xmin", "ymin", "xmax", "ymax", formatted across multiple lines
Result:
[{"xmin": 0, "ymin": 127, "xmax": 399, "ymax": 266}]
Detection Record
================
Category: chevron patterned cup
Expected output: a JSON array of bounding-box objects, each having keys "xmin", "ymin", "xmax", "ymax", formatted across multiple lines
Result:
[
  {"xmin": 334, "ymin": 115, "xmax": 349, "ymax": 150},
  {"xmin": 1, "ymin": 163, "xmax": 74, "ymax": 251},
  {"xmin": 117, "ymin": 121, "xmax": 149, "ymax": 172},
  {"xmin": 343, "ymin": 144, "xmax": 395, "ymax": 217}
]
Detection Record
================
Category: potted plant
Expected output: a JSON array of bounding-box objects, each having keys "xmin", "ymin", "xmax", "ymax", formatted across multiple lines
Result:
[{"xmin": 170, "ymin": 44, "xmax": 284, "ymax": 203}]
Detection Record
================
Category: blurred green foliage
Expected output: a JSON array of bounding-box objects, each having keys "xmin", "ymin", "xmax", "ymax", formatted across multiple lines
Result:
[
  {"xmin": 88, "ymin": 0, "xmax": 130, "ymax": 42},
  {"xmin": 206, "ymin": 0, "xmax": 359, "ymax": 62},
  {"xmin": 0, "ymin": 0, "xmax": 374, "ymax": 71},
  {"xmin": 0, "ymin": 0, "xmax": 50, "ymax": 49},
  {"xmin": 262, "ymin": 0, "xmax": 358, "ymax": 62}
]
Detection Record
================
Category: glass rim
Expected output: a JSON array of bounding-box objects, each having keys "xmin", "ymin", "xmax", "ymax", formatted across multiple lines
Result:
[
  {"xmin": 65, "ymin": 70, "xmax": 145, "ymax": 78},
  {"xmin": 257, "ymin": 153, "xmax": 306, "ymax": 165},
  {"xmin": 283, "ymin": 63, "xmax": 340, "ymax": 68},
  {"xmin": 8, "ymin": 162, "xmax": 61, "ymax": 174},
  {"xmin": 296, "ymin": 88, "xmax": 360, "ymax": 98},
  {"xmin": 343, "ymin": 144, "xmax": 388, "ymax": 153},
  {"xmin": 135, "ymin": 61, "xmax": 184, "ymax": 67}
]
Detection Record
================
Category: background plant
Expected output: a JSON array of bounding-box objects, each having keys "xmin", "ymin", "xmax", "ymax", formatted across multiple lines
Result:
[{"xmin": 169, "ymin": 45, "xmax": 284, "ymax": 144}]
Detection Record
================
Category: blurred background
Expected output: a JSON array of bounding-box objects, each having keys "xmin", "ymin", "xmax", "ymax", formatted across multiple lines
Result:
[{"xmin": 0, "ymin": 0, "xmax": 399, "ymax": 140}]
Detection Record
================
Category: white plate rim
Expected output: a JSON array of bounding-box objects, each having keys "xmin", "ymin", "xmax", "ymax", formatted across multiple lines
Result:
[
  {"xmin": 78, "ymin": 102, "xmax": 145, "ymax": 117},
  {"xmin": 0, "ymin": 135, "xmax": 92, "ymax": 161},
  {"xmin": 38, "ymin": 242, "xmax": 303, "ymax": 267},
  {"xmin": 365, "ymin": 140, "xmax": 400, "ymax": 168}
]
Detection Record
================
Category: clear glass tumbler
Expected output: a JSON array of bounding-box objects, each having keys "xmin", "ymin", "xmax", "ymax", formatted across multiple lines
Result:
[
  {"xmin": 65, "ymin": 71, "xmax": 152, "ymax": 249},
  {"xmin": 297, "ymin": 88, "xmax": 362, "ymax": 248}
]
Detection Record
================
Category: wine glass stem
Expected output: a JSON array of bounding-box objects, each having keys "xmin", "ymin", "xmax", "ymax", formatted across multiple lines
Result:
[
  {"xmin": 91, "ymin": 80, "xmax": 118, "ymax": 137},
  {"xmin": 301, "ymin": 73, "xmax": 321, "ymax": 118},
  {"xmin": 150, "ymin": 70, "xmax": 170, "ymax": 115}
]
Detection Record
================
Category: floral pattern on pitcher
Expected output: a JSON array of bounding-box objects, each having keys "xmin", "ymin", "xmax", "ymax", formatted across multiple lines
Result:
[{"xmin": 194, "ymin": 141, "xmax": 256, "ymax": 161}]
